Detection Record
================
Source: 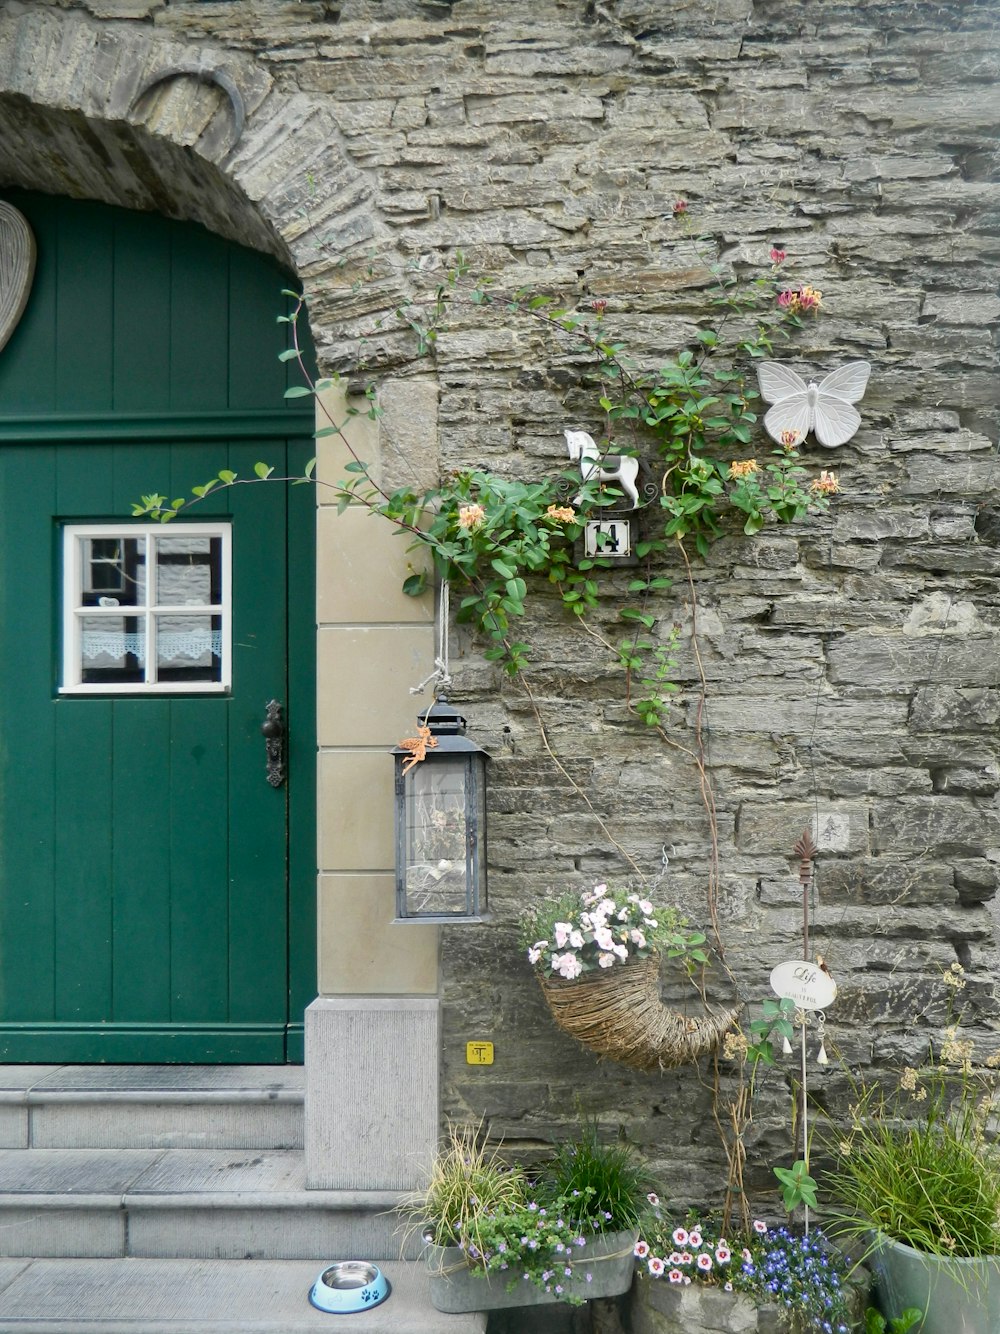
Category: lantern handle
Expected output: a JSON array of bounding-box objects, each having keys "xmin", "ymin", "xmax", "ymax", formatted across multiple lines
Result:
[{"xmin": 410, "ymin": 579, "xmax": 452, "ymax": 696}]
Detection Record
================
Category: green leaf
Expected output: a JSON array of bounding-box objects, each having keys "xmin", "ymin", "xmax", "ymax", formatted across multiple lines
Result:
[
  {"xmin": 277, "ymin": 348, "xmax": 299, "ymax": 362},
  {"xmin": 491, "ymin": 559, "xmax": 516, "ymax": 579},
  {"xmin": 217, "ymin": 470, "xmax": 237, "ymax": 485},
  {"xmin": 283, "ymin": 385, "xmax": 314, "ymax": 399},
  {"xmin": 402, "ymin": 573, "xmax": 427, "ymax": 597},
  {"xmin": 254, "ymin": 462, "xmax": 274, "ymax": 479}
]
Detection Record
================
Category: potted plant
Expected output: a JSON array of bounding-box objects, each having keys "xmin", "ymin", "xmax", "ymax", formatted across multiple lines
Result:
[
  {"xmin": 401, "ymin": 1121, "xmax": 651, "ymax": 1313},
  {"xmin": 523, "ymin": 883, "xmax": 742, "ymax": 1071},
  {"xmin": 824, "ymin": 991, "xmax": 1000, "ymax": 1334}
]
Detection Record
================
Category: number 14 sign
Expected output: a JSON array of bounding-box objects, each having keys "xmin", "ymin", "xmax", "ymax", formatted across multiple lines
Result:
[{"xmin": 584, "ymin": 518, "xmax": 632, "ymax": 559}]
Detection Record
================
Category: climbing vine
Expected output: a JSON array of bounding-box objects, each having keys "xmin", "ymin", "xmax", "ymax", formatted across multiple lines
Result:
[{"xmin": 132, "ymin": 217, "xmax": 846, "ymax": 1228}]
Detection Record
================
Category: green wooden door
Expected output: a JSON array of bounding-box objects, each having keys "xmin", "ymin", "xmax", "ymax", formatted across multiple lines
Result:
[{"xmin": 0, "ymin": 193, "xmax": 316, "ymax": 1063}]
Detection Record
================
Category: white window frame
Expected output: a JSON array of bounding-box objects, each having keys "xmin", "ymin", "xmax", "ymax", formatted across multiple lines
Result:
[{"xmin": 61, "ymin": 522, "xmax": 232, "ymax": 695}]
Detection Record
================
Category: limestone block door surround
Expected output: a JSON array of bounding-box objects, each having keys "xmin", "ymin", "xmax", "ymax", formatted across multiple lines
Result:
[{"xmin": 306, "ymin": 378, "xmax": 443, "ymax": 1189}]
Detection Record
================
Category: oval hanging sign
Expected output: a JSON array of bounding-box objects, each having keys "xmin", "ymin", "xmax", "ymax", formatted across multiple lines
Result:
[{"xmin": 769, "ymin": 960, "xmax": 837, "ymax": 1011}]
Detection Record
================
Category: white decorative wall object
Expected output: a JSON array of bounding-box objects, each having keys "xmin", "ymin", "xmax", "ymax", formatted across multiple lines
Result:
[
  {"xmin": 757, "ymin": 361, "xmax": 871, "ymax": 448},
  {"xmin": 564, "ymin": 428, "xmax": 641, "ymax": 509},
  {"xmin": 0, "ymin": 201, "xmax": 36, "ymax": 355}
]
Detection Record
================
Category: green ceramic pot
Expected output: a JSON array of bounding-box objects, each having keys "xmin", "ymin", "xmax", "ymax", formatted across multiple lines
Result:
[
  {"xmin": 868, "ymin": 1231, "xmax": 1000, "ymax": 1333},
  {"xmin": 425, "ymin": 1228, "xmax": 638, "ymax": 1313}
]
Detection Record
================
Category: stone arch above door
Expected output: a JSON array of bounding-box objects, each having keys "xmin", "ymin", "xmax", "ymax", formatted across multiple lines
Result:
[{"xmin": 0, "ymin": 5, "xmax": 412, "ymax": 357}]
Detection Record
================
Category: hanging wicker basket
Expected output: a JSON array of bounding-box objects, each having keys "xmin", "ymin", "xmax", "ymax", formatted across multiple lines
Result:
[{"xmin": 537, "ymin": 951, "xmax": 742, "ymax": 1073}]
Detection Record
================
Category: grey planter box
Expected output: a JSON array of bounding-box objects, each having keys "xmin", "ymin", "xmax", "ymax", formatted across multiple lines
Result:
[
  {"xmin": 868, "ymin": 1232, "xmax": 1000, "ymax": 1334},
  {"xmin": 426, "ymin": 1228, "xmax": 638, "ymax": 1313}
]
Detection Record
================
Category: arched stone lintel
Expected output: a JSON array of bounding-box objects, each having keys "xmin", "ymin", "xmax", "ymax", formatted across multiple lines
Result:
[{"xmin": 0, "ymin": 5, "xmax": 416, "ymax": 373}]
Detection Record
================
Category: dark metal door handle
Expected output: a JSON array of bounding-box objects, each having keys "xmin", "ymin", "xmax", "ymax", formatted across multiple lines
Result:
[{"xmin": 261, "ymin": 700, "xmax": 286, "ymax": 788}]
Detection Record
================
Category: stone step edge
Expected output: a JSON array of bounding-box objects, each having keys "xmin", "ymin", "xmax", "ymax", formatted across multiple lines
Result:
[
  {"xmin": 0, "ymin": 1189, "xmax": 409, "ymax": 1212},
  {"xmin": 0, "ymin": 1089, "xmax": 304, "ymax": 1106}
]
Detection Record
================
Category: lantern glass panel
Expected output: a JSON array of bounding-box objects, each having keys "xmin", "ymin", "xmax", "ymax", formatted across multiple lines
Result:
[{"xmin": 402, "ymin": 763, "xmax": 485, "ymax": 917}]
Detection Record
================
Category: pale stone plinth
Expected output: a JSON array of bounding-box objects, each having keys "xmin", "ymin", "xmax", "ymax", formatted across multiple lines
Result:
[{"xmin": 304, "ymin": 997, "xmax": 439, "ymax": 1192}]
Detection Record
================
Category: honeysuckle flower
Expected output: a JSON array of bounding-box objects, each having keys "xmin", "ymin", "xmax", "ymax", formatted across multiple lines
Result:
[
  {"xmin": 457, "ymin": 503, "xmax": 486, "ymax": 529},
  {"xmin": 545, "ymin": 504, "xmax": 577, "ymax": 523},
  {"xmin": 728, "ymin": 459, "xmax": 759, "ymax": 480},
  {"xmin": 778, "ymin": 284, "xmax": 822, "ymax": 315},
  {"xmin": 780, "ymin": 429, "xmax": 803, "ymax": 450},
  {"xmin": 810, "ymin": 469, "xmax": 841, "ymax": 496}
]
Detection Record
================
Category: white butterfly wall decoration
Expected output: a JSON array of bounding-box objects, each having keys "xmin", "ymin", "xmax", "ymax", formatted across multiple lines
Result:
[{"xmin": 756, "ymin": 361, "xmax": 871, "ymax": 448}]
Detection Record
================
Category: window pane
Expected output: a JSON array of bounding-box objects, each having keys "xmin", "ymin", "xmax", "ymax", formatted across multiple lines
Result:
[
  {"xmin": 80, "ymin": 615, "xmax": 145, "ymax": 684},
  {"xmin": 155, "ymin": 535, "xmax": 219, "ymax": 607},
  {"xmin": 403, "ymin": 763, "xmax": 471, "ymax": 916},
  {"xmin": 81, "ymin": 537, "xmax": 145, "ymax": 607},
  {"xmin": 154, "ymin": 613, "xmax": 223, "ymax": 683}
]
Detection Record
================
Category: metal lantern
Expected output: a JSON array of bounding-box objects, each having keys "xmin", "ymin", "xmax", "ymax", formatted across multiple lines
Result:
[{"xmin": 392, "ymin": 697, "xmax": 489, "ymax": 923}]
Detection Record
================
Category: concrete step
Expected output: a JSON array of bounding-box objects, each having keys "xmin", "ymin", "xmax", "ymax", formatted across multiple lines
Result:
[
  {"xmin": 0, "ymin": 1257, "xmax": 487, "ymax": 1332},
  {"xmin": 0, "ymin": 1066, "xmax": 304, "ymax": 1151},
  {"xmin": 0, "ymin": 1148, "xmax": 416, "ymax": 1260}
]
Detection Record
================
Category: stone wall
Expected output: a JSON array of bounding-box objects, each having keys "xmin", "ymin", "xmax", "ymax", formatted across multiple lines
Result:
[{"xmin": 8, "ymin": 0, "xmax": 1000, "ymax": 1212}]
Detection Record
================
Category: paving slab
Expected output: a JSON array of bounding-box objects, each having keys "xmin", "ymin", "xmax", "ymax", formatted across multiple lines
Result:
[{"xmin": 0, "ymin": 1258, "xmax": 487, "ymax": 1332}]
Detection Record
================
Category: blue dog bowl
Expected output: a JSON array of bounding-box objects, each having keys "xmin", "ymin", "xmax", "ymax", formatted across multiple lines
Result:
[{"xmin": 309, "ymin": 1261, "xmax": 391, "ymax": 1314}]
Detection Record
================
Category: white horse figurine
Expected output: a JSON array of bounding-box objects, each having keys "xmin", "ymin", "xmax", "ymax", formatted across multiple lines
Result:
[{"xmin": 564, "ymin": 429, "xmax": 640, "ymax": 510}]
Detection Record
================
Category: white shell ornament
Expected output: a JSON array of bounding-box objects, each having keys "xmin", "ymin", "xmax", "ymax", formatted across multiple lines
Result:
[
  {"xmin": 0, "ymin": 202, "xmax": 36, "ymax": 356},
  {"xmin": 757, "ymin": 361, "xmax": 871, "ymax": 448}
]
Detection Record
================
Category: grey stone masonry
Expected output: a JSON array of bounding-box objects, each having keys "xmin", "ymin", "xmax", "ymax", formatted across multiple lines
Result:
[{"xmin": 4, "ymin": 0, "xmax": 1000, "ymax": 1217}]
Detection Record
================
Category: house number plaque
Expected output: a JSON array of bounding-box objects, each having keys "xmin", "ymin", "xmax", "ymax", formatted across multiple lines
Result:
[{"xmin": 584, "ymin": 518, "xmax": 632, "ymax": 559}]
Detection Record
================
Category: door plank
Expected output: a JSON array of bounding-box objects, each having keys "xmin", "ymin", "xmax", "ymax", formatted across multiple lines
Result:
[{"xmin": 0, "ymin": 445, "xmax": 58, "ymax": 1022}]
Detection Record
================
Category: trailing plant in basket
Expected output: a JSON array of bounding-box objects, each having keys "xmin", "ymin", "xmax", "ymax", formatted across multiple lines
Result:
[{"xmin": 523, "ymin": 882, "xmax": 708, "ymax": 981}]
